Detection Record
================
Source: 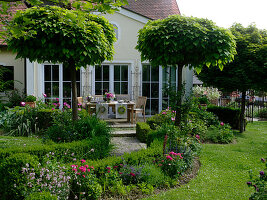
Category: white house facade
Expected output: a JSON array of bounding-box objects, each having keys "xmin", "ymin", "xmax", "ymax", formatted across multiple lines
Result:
[{"xmin": 1, "ymin": 0, "xmax": 193, "ymax": 115}]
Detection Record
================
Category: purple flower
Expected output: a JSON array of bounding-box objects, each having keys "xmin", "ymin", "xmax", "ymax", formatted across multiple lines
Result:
[
  {"xmin": 247, "ymin": 182, "xmax": 252, "ymax": 185},
  {"xmin": 261, "ymin": 158, "xmax": 266, "ymax": 163},
  {"xmin": 43, "ymin": 93, "xmax": 47, "ymax": 98},
  {"xmin": 20, "ymin": 102, "xmax": 26, "ymax": 106},
  {"xmin": 195, "ymin": 135, "xmax": 200, "ymax": 139},
  {"xmin": 171, "ymin": 117, "xmax": 175, "ymax": 121},
  {"xmin": 260, "ymin": 171, "xmax": 264, "ymax": 176}
]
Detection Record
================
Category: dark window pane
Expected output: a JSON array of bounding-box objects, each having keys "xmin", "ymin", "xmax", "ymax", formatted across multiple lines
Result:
[
  {"xmin": 151, "ymin": 66, "xmax": 159, "ymax": 81},
  {"xmin": 103, "ymin": 65, "xmax": 109, "ymax": 81},
  {"xmin": 114, "ymin": 82, "xmax": 120, "ymax": 94},
  {"xmin": 121, "ymin": 82, "xmax": 128, "ymax": 94},
  {"xmin": 142, "ymin": 65, "xmax": 150, "ymax": 82},
  {"xmin": 95, "ymin": 66, "xmax": 102, "ymax": 81},
  {"xmin": 52, "ymin": 83, "xmax": 59, "ymax": 97},
  {"xmin": 162, "ymin": 99, "xmax": 169, "ymax": 110},
  {"xmin": 95, "ymin": 82, "xmax": 102, "ymax": 95},
  {"xmin": 63, "ymin": 67, "xmax": 71, "ymax": 81},
  {"xmin": 121, "ymin": 65, "xmax": 128, "ymax": 81},
  {"xmin": 52, "ymin": 65, "xmax": 59, "ymax": 81},
  {"xmin": 76, "ymin": 69, "xmax": 80, "ymax": 81},
  {"xmin": 142, "ymin": 83, "xmax": 150, "ymax": 98},
  {"xmin": 44, "ymin": 65, "xmax": 51, "ymax": 81},
  {"xmin": 44, "ymin": 82, "xmax": 51, "ymax": 97},
  {"xmin": 151, "ymin": 99, "xmax": 159, "ymax": 115},
  {"xmin": 145, "ymin": 100, "xmax": 150, "ymax": 115},
  {"xmin": 63, "ymin": 82, "xmax": 71, "ymax": 98},
  {"xmin": 170, "ymin": 66, "xmax": 176, "ymax": 83},
  {"xmin": 151, "ymin": 83, "xmax": 159, "ymax": 98},
  {"xmin": 0, "ymin": 66, "xmax": 14, "ymax": 91},
  {"xmin": 114, "ymin": 65, "xmax": 120, "ymax": 81},
  {"xmin": 103, "ymin": 82, "xmax": 109, "ymax": 93}
]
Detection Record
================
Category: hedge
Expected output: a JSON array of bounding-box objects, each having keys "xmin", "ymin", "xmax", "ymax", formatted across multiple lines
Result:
[
  {"xmin": 207, "ymin": 105, "xmax": 241, "ymax": 129},
  {"xmin": 136, "ymin": 122, "xmax": 151, "ymax": 143},
  {"xmin": 0, "ymin": 136, "xmax": 111, "ymax": 163}
]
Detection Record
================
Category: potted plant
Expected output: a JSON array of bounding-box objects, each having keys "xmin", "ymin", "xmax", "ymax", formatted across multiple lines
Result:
[{"xmin": 24, "ymin": 95, "xmax": 37, "ymax": 108}]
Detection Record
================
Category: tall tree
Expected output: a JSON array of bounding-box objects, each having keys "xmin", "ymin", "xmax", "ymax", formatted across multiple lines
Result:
[
  {"xmin": 5, "ymin": 6, "xmax": 117, "ymax": 120},
  {"xmin": 196, "ymin": 23, "xmax": 267, "ymax": 132},
  {"xmin": 136, "ymin": 15, "xmax": 236, "ymax": 127}
]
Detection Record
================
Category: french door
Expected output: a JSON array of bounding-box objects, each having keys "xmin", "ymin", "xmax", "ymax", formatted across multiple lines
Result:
[
  {"xmin": 93, "ymin": 64, "xmax": 130, "ymax": 95},
  {"xmin": 43, "ymin": 64, "xmax": 81, "ymax": 108},
  {"xmin": 142, "ymin": 64, "xmax": 177, "ymax": 115}
]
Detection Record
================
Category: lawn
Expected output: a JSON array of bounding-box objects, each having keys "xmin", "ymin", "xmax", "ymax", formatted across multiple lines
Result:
[{"xmin": 145, "ymin": 121, "xmax": 267, "ymax": 200}]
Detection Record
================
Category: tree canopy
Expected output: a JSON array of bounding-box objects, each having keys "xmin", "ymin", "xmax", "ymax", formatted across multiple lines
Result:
[
  {"xmin": 5, "ymin": 5, "xmax": 117, "ymax": 120},
  {"xmin": 196, "ymin": 23, "xmax": 267, "ymax": 132},
  {"xmin": 6, "ymin": 6, "xmax": 116, "ymax": 67},
  {"xmin": 136, "ymin": 15, "xmax": 236, "ymax": 126}
]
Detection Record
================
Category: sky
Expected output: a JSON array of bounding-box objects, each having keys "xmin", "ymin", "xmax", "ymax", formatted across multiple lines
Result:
[{"xmin": 177, "ymin": 0, "xmax": 267, "ymax": 29}]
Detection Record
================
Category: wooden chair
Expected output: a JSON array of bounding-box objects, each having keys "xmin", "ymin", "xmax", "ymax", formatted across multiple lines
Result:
[
  {"xmin": 77, "ymin": 97, "xmax": 86, "ymax": 109},
  {"xmin": 93, "ymin": 95, "xmax": 104, "ymax": 102},
  {"xmin": 133, "ymin": 96, "xmax": 147, "ymax": 123}
]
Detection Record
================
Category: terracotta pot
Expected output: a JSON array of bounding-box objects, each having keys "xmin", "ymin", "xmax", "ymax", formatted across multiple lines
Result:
[{"xmin": 25, "ymin": 102, "xmax": 36, "ymax": 108}]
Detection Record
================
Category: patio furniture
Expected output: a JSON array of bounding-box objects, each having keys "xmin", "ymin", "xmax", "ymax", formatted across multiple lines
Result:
[
  {"xmin": 132, "ymin": 96, "xmax": 147, "ymax": 123},
  {"xmin": 87, "ymin": 101, "xmax": 135, "ymax": 124},
  {"xmin": 116, "ymin": 94, "xmax": 131, "ymax": 101},
  {"xmin": 115, "ymin": 103, "xmax": 127, "ymax": 119},
  {"xmin": 77, "ymin": 97, "xmax": 86, "ymax": 109}
]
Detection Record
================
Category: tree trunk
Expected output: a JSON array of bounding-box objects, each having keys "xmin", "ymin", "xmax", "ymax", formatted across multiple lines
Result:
[
  {"xmin": 69, "ymin": 60, "xmax": 78, "ymax": 121},
  {"xmin": 239, "ymin": 91, "xmax": 246, "ymax": 133},
  {"xmin": 174, "ymin": 64, "xmax": 183, "ymax": 127}
]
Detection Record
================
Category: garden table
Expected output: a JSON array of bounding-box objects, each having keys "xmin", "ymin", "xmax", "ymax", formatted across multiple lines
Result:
[{"xmin": 86, "ymin": 101, "xmax": 135, "ymax": 124}]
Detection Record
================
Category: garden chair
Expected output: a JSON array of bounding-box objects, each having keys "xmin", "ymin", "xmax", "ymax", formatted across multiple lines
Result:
[
  {"xmin": 131, "ymin": 96, "xmax": 147, "ymax": 123},
  {"xmin": 77, "ymin": 97, "xmax": 86, "ymax": 109}
]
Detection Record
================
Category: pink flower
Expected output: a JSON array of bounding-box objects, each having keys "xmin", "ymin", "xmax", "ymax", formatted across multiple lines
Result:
[
  {"xmin": 21, "ymin": 102, "xmax": 26, "ymax": 106},
  {"xmin": 195, "ymin": 135, "xmax": 200, "ymax": 139},
  {"xmin": 158, "ymin": 164, "xmax": 162, "ymax": 166},
  {"xmin": 171, "ymin": 117, "xmax": 175, "ymax": 121},
  {"xmin": 78, "ymin": 103, "xmax": 82, "ymax": 106},
  {"xmin": 72, "ymin": 168, "xmax": 77, "ymax": 172},
  {"xmin": 87, "ymin": 169, "xmax": 90, "ymax": 172},
  {"xmin": 79, "ymin": 166, "xmax": 86, "ymax": 173},
  {"xmin": 166, "ymin": 155, "xmax": 173, "ymax": 161},
  {"xmin": 71, "ymin": 165, "xmax": 76, "ymax": 168},
  {"xmin": 162, "ymin": 112, "xmax": 167, "ymax": 115},
  {"xmin": 107, "ymin": 170, "xmax": 110, "ymax": 173},
  {"xmin": 81, "ymin": 159, "xmax": 86, "ymax": 163},
  {"xmin": 220, "ymin": 122, "xmax": 224, "ymax": 126},
  {"xmin": 77, "ymin": 173, "xmax": 80, "ymax": 175},
  {"xmin": 82, "ymin": 175, "xmax": 85, "ymax": 178},
  {"xmin": 90, "ymin": 166, "xmax": 94, "ymax": 169},
  {"xmin": 78, "ymin": 108, "xmax": 81, "ymax": 111},
  {"xmin": 56, "ymin": 98, "xmax": 59, "ymax": 102},
  {"xmin": 43, "ymin": 93, "xmax": 47, "ymax": 97},
  {"xmin": 106, "ymin": 167, "xmax": 111, "ymax": 170},
  {"xmin": 53, "ymin": 103, "xmax": 57, "ymax": 106},
  {"xmin": 84, "ymin": 165, "xmax": 89, "ymax": 168},
  {"xmin": 52, "ymin": 108, "xmax": 55, "ymax": 110}
]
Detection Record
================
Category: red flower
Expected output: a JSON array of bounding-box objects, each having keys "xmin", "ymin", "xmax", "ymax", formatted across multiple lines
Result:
[{"xmin": 130, "ymin": 172, "xmax": 136, "ymax": 177}]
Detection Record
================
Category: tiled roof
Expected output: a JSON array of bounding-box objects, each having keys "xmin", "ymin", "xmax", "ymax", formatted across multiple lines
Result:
[
  {"xmin": 123, "ymin": 0, "xmax": 180, "ymax": 20},
  {"xmin": 0, "ymin": 3, "xmax": 27, "ymax": 45},
  {"xmin": 0, "ymin": 0, "xmax": 181, "ymax": 46}
]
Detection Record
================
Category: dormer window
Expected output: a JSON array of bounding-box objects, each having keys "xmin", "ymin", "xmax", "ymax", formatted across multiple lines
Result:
[{"xmin": 112, "ymin": 23, "xmax": 119, "ymax": 41}]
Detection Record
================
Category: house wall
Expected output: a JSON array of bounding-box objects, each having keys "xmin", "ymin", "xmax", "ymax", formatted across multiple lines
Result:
[{"xmin": 0, "ymin": 46, "xmax": 25, "ymax": 92}]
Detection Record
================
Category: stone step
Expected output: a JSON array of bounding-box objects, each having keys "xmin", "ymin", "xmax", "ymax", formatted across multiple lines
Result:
[
  {"xmin": 110, "ymin": 137, "xmax": 147, "ymax": 156},
  {"xmin": 108, "ymin": 124, "xmax": 136, "ymax": 128},
  {"xmin": 111, "ymin": 130, "xmax": 136, "ymax": 137}
]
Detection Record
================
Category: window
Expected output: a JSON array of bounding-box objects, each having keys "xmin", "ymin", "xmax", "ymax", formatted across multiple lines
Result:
[
  {"xmin": 142, "ymin": 64, "xmax": 159, "ymax": 115},
  {"xmin": 95, "ymin": 65, "xmax": 110, "ymax": 95},
  {"xmin": 43, "ymin": 64, "xmax": 81, "ymax": 107},
  {"xmin": 0, "ymin": 65, "xmax": 14, "ymax": 91},
  {"xmin": 112, "ymin": 24, "xmax": 119, "ymax": 40},
  {"xmin": 114, "ymin": 65, "xmax": 128, "ymax": 94}
]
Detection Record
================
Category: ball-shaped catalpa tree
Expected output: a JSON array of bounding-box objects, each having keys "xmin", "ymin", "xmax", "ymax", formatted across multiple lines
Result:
[
  {"xmin": 136, "ymin": 15, "xmax": 236, "ymax": 127},
  {"xmin": 6, "ymin": 5, "xmax": 116, "ymax": 120}
]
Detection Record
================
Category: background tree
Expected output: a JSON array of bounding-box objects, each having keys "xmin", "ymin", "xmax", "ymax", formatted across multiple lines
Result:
[
  {"xmin": 5, "ymin": 6, "xmax": 117, "ymax": 120},
  {"xmin": 196, "ymin": 23, "xmax": 267, "ymax": 132},
  {"xmin": 136, "ymin": 15, "xmax": 236, "ymax": 127}
]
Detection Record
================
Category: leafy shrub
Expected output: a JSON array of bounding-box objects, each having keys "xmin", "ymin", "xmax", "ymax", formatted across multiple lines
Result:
[
  {"xmin": 146, "ymin": 110, "xmax": 175, "ymax": 130},
  {"xmin": 45, "ymin": 114, "xmax": 111, "ymax": 143},
  {"xmin": 25, "ymin": 192, "xmax": 58, "ymax": 200},
  {"xmin": 136, "ymin": 122, "xmax": 151, "ymax": 143},
  {"xmin": 6, "ymin": 89, "xmax": 25, "ymax": 107},
  {"xmin": 190, "ymin": 108, "xmax": 220, "ymax": 127},
  {"xmin": 247, "ymin": 158, "xmax": 267, "ymax": 200},
  {"xmin": 0, "ymin": 137, "xmax": 111, "ymax": 163},
  {"xmin": 204, "ymin": 123, "xmax": 234, "ymax": 143},
  {"xmin": 25, "ymin": 95, "xmax": 37, "ymax": 102},
  {"xmin": 157, "ymin": 152, "xmax": 186, "ymax": 177},
  {"xmin": 0, "ymin": 153, "xmax": 39, "ymax": 200},
  {"xmin": 139, "ymin": 163, "xmax": 167, "ymax": 186},
  {"xmin": 23, "ymin": 156, "xmax": 70, "ymax": 199},
  {"xmin": 207, "ymin": 105, "xmax": 241, "ymax": 129},
  {"xmin": 70, "ymin": 161, "xmax": 102, "ymax": 200},
  {"xmin": 255, "ymin": 108, "xmax": 267, "ymax": 119}
]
